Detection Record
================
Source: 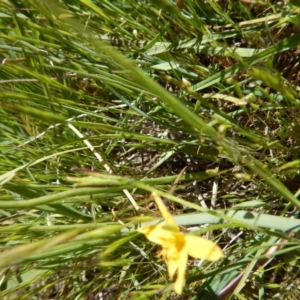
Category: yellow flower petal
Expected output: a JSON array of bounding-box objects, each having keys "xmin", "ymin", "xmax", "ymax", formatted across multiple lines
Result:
[
  {"xmin": 167, "ymin": 254, "xmax": 179, "ymax": 280},
  {"xmin": 138, "ymin": 225, "xmax": 166, "ymax": 245},
  {"xmin": 163, "ymin": 233, "xmax": 186, "ymax": 277},
  {"xmin": 138, "ymin": 193, "xmax": 224, "ymax": 295},
  {"xmin": 185, "ymin": 235, "xmax": 224, "ymax": 261},
  {"xmin": 173, "ymin": 247, "xmax": 188, "ymax": 295},
  {"xmin": 139, "ymin": 225, "xmax": 184, "ymax": 248},
  {"xmin": 152, "ymin": 192, "xmax": 179, "ymax": 231}
]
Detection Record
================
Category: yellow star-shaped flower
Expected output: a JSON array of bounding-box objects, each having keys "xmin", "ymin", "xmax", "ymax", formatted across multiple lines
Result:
[{"xmin": 138, "ymin": 193, "xmax": 224, "ymax": 294}]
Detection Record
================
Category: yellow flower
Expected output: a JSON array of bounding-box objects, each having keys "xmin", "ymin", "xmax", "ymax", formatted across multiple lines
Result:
[{"xmin": 138, "ymin": 193, "xmax": 224, "ymax": 295}]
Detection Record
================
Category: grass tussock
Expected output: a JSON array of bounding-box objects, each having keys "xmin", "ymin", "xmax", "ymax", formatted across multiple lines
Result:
[{"xmin": 1, "ymin": 0, "xmax": 300, "ymax": 299}]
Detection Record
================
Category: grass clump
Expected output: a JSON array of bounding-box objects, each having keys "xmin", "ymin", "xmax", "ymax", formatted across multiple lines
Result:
[{"xmin": 1, "ymin": 0, "xmax": 300, "ymax": 299}]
